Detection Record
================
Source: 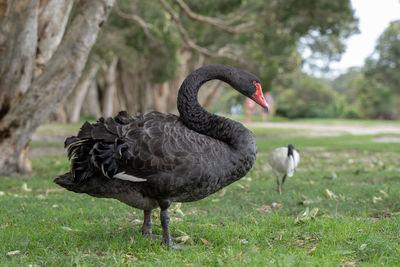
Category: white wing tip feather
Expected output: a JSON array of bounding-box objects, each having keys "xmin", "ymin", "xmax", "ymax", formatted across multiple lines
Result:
[{"xmin": 113, "ymin": 172, "xmax": 147, "ymax": 182}]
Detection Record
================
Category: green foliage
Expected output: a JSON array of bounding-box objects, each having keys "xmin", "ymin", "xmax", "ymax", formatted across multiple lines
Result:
[
  {"xmin": 275, "ymin": 75, "xmax": 346, "ymax": 118},
  {"xmin": 351, "ymin": 77, "xmax": 396, "ymax": 120},
  {"xmin": 93, "ymin": 1, "xmax": 182, "ymax": 83},
  {"xmin": 331, "ymin": 21, "xmax": 400, "ymax": 120},
  {"xmin": 1, "ymin": 122, "xmax": 400, "ymax": 265},
  {"xmin": 356, "ymin": 20, "xmax": 400, "ymax": 119},
  {"xmin": 185, "ymin": 0, "xmax": 242, "ymax": 15},
  {"xmin": 210, "ymin": 86, "xmax": 245, "ymax": 113},
  {"xmin": 364, "ymin": 20, "xmax": 400, "ymax": 94},
  {"xmin": 331, "ymin": 67, "xmax": 361, "ymax": 101},
  {"xmin": 91, "ymin": 0, "xmax": 358, "ymax": 92}
]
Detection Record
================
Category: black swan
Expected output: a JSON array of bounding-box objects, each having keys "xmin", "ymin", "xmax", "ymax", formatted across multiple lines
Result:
[
  {"xmin": 54, "ymin": 64, "xmax": 269, "ymax": 247},
  {"xmin": 268, "ymin": 144, "xmax": 300, "ymax": 194}
]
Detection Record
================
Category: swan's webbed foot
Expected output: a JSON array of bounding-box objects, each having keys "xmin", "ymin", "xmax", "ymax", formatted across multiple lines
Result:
[{"xmin": 140, "ymin": 208, "xmax": 184, "ymax": 247}]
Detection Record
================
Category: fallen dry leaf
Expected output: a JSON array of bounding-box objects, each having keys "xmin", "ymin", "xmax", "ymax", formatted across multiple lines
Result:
[
  {"xmin": 341, "ymin": 261, "xmax": 356, "ymax": 266},
  {"xmin": 294, "ymin": 207, "xmax": 319, "ymax": 224},
  {"xmin": 61, "ymin": 226, "xmax": 81, "ymax": 232},
  {"xmin": 236, "ymin": 184, "xmax": 245, "ymax": 189},
  {"xmin": 36, "ymin": 194, "xmax": 46, "ymax": 200},
  {"xmin": 7, "ymin": 250, "xmax": 20, "ymax": 256},
  {"xmin": 308, "ymin": 247, "xmax": 316, "ymax": 254},
  {"xmin": 129, "ymin": 236, "xmax": 135, "ymax": 247},
  {"xmin": 272, "ymin": 202, "xmax": 283, "ymax": 209},
  {"xmin": 219, "ymin": 188, "xmax": 227, "ymax": 197},
  {"xmin": 170, "ymin": 203, "xmax": 185, "ymax": 217},
  {"xmin": 21, "ymin": 183, "xmax": 32, "ymax": 192},
  {"xmin": 175, "ymin": 230, "xmax": 192, "ymax": 244},
  {"xmin": 171, "ymin": 216, "xmax": 183, "ymax": 222},
  {"xmin": 379, "ymin": 190, "xmax": 388, "ymax": 197},
  {"xmin": 325, "ymin": 189, "xmax": 337, "ymax": 200},
  {"xmin": 256, "ymin": 205, "xmax": 271, "ymax": 213},
  {"xmin": 175, "ymin": 235, "xmax": 191, "ymax": 244},
  {"xmin": 200, "ymin": 238, "xmax": 210, "ymax": 245},
  {"xmin": 372, "ymin": 196, "xmax": 382, "ymax": 204}
]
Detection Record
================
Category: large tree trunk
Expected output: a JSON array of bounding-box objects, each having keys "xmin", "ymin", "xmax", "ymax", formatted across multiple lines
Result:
[
  {"xmin": 153, "ymin": 82, "xmax": 169, "ymax": 112},
  {"xmin": 68, "ymin": 64, "xmax": 99, "ymax": 123},
  {"xmin": 0, "ymin": 0, "xmax": 115, "ymax": 175},
  {"xmin": 201, "ymin": 81, "xmax": 222, "ymax": 109},
  {"xmin": 101, "ymin": 57, "xmax": 118, "ymax": 117},
  {"xmin": 81, "ymin": 81, "xmax": 102, "ymax": 119}
]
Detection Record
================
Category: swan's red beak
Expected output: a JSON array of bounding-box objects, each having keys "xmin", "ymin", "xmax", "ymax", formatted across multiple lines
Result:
[{"xmin": 252, "ymin": 82, "xmax": 269, "ymax": 110}]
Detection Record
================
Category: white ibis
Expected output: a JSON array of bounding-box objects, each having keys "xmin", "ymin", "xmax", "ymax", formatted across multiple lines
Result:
[{"xmin": 268, "ymin": 144, "xmax": 300, "ymax": 194}]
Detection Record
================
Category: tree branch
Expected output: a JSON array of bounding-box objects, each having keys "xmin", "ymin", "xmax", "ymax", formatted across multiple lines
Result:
[
  {"xmin": 113, "ymin": 3, "xmax": 156, "ymax": 41},
  {"xmin": 173, "ymin": 0, "xmax": 255, "ymax": 34},
  {"xmin": 159, "ymin": 0, "xmax": 245, "ymax": 64}
]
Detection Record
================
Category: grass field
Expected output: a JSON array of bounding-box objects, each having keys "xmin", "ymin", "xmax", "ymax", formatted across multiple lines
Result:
[{"xmin": 1, "ymin": 120, "xmax": 400, "ymax": 266}]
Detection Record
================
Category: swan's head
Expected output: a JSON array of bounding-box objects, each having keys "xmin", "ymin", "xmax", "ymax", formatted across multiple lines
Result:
[{"xmin": 231, "ymin": 68, "xmax": 270, "ymax": 111}]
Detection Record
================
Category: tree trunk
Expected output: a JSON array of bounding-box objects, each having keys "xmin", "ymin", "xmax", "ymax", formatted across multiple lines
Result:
[
  {"xmin": 153, "ymin": 82, "xmax": 169, "ymax": 112},
  {"xmin": 101, "ymin": 57, "xmax": 118, "ymax": 117},
  {"xmin": 201, "ymin": 81, "xmax": 222, "ymax": 109},
  {"xmin": 82, "ymin": 81, "xmax": 102, "ymax": 118},
  {"xmin": 0, "ymin": 0, "xmax": 115, "ymax": 176},
  {"xmin": 68, "ymin": 64, "xmax": 99, "ymax": 123},
  {"xmin": 119, "ymin": 66, "xmax": 140, "ymax": 115},
  {"xmin": 165, "ymin": 48, "xmax": 194, "ymax": 114}
]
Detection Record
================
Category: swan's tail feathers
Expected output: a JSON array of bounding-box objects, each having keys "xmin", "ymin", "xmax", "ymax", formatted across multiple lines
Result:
[
  {"xmin": 54, "ymin": 172, "xmax": 80, "ymax": 192},
  {"xmin": 114, "ymin": 111, "xmax": 131, "ymax": 124},
  {"xmin": 91, "ymin": 142, "xmax": 118, "ymax": 178},
  {"xmin": 54, "ymin": 172, "xmax": 98, "ymax": 194},
  {"xmin": 62, "ymin": 111, "xmax": 136, "ymax": 183}
]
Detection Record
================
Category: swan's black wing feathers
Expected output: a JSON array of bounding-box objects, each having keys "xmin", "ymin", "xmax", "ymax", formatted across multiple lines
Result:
[{"xmin": 65, "ymin": 111, "xmax": 217, "ymax": 184}]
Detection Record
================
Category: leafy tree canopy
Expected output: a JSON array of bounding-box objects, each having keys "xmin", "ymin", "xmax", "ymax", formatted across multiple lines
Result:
[{"xmin": 92, "ymin": 0, "xmax": 358, "ymax": 89}]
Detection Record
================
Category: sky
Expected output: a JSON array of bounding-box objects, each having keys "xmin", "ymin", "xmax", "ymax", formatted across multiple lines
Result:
[{"xmin": 308, "ymin": 0, "xmax": 400, "ymax": 77}]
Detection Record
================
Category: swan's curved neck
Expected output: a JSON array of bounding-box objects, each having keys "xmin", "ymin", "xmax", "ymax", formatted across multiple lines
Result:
[{"xmin": 177, "ymin": 65, "xmax": 254, "ymax": 149}]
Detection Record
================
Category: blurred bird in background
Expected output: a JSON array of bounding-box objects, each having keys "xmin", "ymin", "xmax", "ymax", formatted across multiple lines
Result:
[{"xmin": 268, "ymin": 144, "xmax": 300, "ymax": 194}]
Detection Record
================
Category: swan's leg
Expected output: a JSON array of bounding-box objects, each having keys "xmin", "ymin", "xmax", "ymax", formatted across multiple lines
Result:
[
  {"xmin": 160, "ymin": 208, "xmax": 172, "ymax": 246},
  {"xmin": 157, "ymin": 200, "xmax": 173, "ymax": 247},
  {"xmin": 140, "ymin": 210, "xmax": 152, "ymax": 236}
]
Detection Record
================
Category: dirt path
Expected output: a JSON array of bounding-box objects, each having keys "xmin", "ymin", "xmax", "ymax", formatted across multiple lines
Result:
[{"xmin": 248, "ymin": 122, "xmax": 400, "ymax": 136}]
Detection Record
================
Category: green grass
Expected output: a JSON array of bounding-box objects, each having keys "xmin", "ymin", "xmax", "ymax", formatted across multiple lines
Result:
[{"xmin": 1, "ymin": 122, "xmax": 400, "ymax": 266}]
